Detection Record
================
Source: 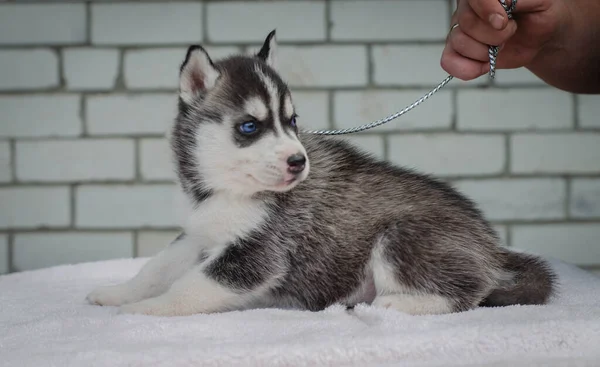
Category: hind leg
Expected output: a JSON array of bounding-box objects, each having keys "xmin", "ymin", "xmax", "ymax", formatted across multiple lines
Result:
[
  {"xmin": 369, "ymin": 237, "xmax": 458, "ymax": 316},
  {"xmin": 86, "ymin": 234, "xmax": 199, "ymax": 307}
]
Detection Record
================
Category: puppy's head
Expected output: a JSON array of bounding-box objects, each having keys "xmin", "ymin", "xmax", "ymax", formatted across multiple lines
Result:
[{"xmin": 171, "ymin": 30, "xmax": 310, "ymax": 200}]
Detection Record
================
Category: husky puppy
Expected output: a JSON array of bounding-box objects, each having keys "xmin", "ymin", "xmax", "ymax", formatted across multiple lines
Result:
[{"xmin": 87, "ymin": 31, "xmax": 556, "ymax": 317}]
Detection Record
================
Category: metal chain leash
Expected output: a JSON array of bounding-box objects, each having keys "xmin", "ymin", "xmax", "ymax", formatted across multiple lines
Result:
[{"xmin": 304, "ymin": 0, "xmax": 517, "ymax": 136}]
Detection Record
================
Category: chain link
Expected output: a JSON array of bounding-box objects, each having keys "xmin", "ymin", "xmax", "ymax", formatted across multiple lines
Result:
[{"xmin": 304, "ymin": 0, "xmax": 517, "ymax": 136}]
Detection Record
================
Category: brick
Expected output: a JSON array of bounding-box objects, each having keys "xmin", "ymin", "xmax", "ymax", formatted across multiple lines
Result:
[
  {"xmin": 76, "ymin": 185, "xmax": 178, "ymax": 228},
  {"xmin": 13, "ymin": 232, "xmax": 133, "ymax": 271},
  {"xmin": 277, "ymin": 46, "xmax": 367, "ymax": 87},
  {"xmin": 373, "ymin": 45, "xmax": 452, "ymax": 86},
  {"xmin": 388, "ymin": 134, "xmax": 505, "ymax": 176},
  {"xmin": 511, "ymin": 224, "xmax": 600, "ymax": 266},
  {"xmin": 16, "ymin": 139, "xmax": 135, "ymax": 182},
  {"xmin": 457, "ymin": 89, "xmax": 573, "ymax": 131},
  {"xmin": 570, "ymin": 179, "xmax": 600, "ymax": 219},
  {"xmin": 138, "ymin": 230, "xmax": 180, "ymax": 257},
  {"xmin": 0, "ymin": 187, "xmax": 70, "ymax": 229},
  {"xmin": 86, "ymin": 94, "xmax": 177, "ymax": 136},
  {"xmin": 64, "ymin": 48, "xmax": 119, "ymax": 91},
  {"xmin": 334, "ymin": 90, "xmax": 452, "ymax": 132},
  {"xmin": 207, "ymin": 2, "xmax": 325, "ymax": 42},
  {"xmin": 0, "ymin": 142, "xmax": 11, "ymax": 183},
  {"xmin": 331, "ymin": 1, "xmax": 448, "ymax": 41},
  {"xmin": 124, "ymin": 47, "xmax": 241, "ymax": 90},
  {"xmin": 292, "ymin": 91, "xmax": 329, "ymax": 131},
  {"xmin": 511, "ymin": 133, "xmax": 600, "ymax": 174},
  {"xmin": 0, "ymin": 4, "xmax": 86, "ymax": 45},
  {"xmin": 140, "ymin": 139, "xmax": 175, "ymax": 181},
  {"xmin": 0, "ymin": 49, "xmax": 59, "ymax": 90},
  {"xmin": 492, "ymin": 67, "xmax": 547, "ymax": 86},
  {"xmin": 338, "ymin": 135, "xmax": 385, "ymax": 160},
  {"xmin": 579, "ymin": 95, "xmax": 600, "ymax": 128},
  {"xmin": 0, "ymin": 234, "xmax": 7, "ymax": 274},
  {"xmin": 91, "ymin": 2, "xmax": 203, "ymax": 45},
  {"xmin": 454, "ymin": 179, "xmax": 566, "ymax": 221},
  {"xmin": 0, "ymin": 95, "xmax": 81, "ymax": 138}
]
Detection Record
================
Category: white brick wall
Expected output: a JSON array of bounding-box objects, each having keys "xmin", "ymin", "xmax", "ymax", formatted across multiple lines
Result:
[
  {"xmin": 454, "ymin": 179, "xmax": 566, "ymax": 221},
  {"xmin": 91, "ymin": 3, "xmax": 203, "ymax": 45},
  {"xmin": 330, "ymin": 1, "xmax": 448, "ymax": 41},
  {"xmin": 579, "ymin": 95, "xmax": 600, "ymax": 128},
  {"xmin": 63, "ymin": 48, "xmax": 120, "ymax": 91},
  {"xmin": 0, "ymin": 234, "xmax": 8, "ymax": 274},
  {"xmin": 207, "ymin": 2, "xmax": 326, "ymax": 42},
  {"xmin": 334, "ymin": 90, "xmax": 453, "ymax": 131},
  {"xmin": 373, "ymin": 45, "xmax": 450, "ymax": 86},
  {"xmin": 0, "ymin": 187, "xmax": 70, "ymax": 229},
  {"xmin": 13, "ymin": 232, "xmax": 133, "ymax": 272},
  {"xmin": 0, "ymin": 4, "xmax": 86, "ymax": 45},
  {"xmin": 16, "ymin": 139, "xmax": 135, "ymax": 182},
  {"xmin": 124, "ymin": 47, "xmax": 241, "ymax": 90},
  {"xmin": 86, "ymin": 94, "xmax": 177, "ymax": 136},
  {"xmin": 292, "ymin": 91, "xmax": 330, "ymax": 131},
  {"xmin": 457, "ymin": 89, "xmax": 573, "ymax": 131},
  {"xmin": 75, "ymin": 185, "xmax": 178, "ymax": 228},
  {"xmin": 140, "ymin": 139, "xmax": 175, "ymax": 181},
  {"xmin": 512, "ymin": 224, "xmax": 600, "ymax": 266},
  {"xmin": 570, "ymin": 179, "xmax": 600, "ymax": 219},
  {"xmin": 2, "ymin": 0, "xmax": 599, "ymax": 273},
  {"xmin": 0, "ymin": 142, "xmax": 11, "ymax": 183},
  {"xmin": 511, "ymin": 133, "xmax": 600, "ymax": 174},
  {"xmin": 492, "ymin": 67, "xmax": 547, "ymax": 86},
  {"xmin": 388, "ymin": 134, "xmax": 505, "ymax": 176},
  {"xmin": 0, "ymin": 95, "xmax": 81, "ymax": 138},
  {"xmin": 0, "ymin": 49, "xmax": 59, "ymax": 90},
  {"xmin": 277, "ymin": 46, "xmax": 367, "ymax": 87}
]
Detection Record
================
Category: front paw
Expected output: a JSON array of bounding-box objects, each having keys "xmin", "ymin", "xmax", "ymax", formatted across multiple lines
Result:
[{"xmin": 86, "ymin": 285, "xmax": 132, "ymax": 307}]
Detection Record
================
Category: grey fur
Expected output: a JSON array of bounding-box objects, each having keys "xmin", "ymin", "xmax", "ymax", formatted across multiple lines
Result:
[{"xmin": 170, "ymin": 32, "xmax": 557, "ymax": 314}]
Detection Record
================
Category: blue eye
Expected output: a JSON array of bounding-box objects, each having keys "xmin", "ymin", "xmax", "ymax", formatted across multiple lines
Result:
[
  {"xmin": 290, "ymin": 116, "xmax": 297, "ymax": 127},
  {"xmin": 239, "ymin": 121, "xmax": 257, "ymax": 134}
]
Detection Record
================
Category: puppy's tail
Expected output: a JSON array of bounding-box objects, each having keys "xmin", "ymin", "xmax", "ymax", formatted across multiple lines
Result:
[{"xmin": 481, "ymin": 250, "xmax": 557, "ymax": 307}]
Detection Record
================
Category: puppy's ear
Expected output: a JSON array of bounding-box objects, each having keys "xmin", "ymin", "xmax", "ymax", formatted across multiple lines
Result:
[
  {"xmin": 179, "ymin": 45, "xmax": 220, "ymax": 105},
  {"xmin": 256, "ymin": 29, "xmax": 277, "ymax": 69}
]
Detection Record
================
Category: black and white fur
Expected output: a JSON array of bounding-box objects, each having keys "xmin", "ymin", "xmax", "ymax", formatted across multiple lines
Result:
[{"xmin": 87, "ymin": 31, "xmax": 556, "ymax": 316}]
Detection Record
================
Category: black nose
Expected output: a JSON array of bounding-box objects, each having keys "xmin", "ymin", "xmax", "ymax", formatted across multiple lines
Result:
[{"xmin": 287, "ymin": 154, "xmax": 306, "ymax": 174}]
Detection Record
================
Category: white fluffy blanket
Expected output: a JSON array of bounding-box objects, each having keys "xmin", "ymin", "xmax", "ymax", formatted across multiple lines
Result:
[{"xmin": 1, "ymin": 256, "xmax": 600, "ymax": 367}]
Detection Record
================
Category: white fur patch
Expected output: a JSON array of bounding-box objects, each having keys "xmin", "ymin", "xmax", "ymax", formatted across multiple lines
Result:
[
  {"xmin": 183, "ymin": 192, "xmax": 270, "ymax": 246},
  {"xmin": 119, "ymin": 267, "xmax": 246, "ymax": 316},
  {"xmin": 86, "ymin": 235, "xmax": 204, "ymax": 307},
  {"xmin": 369, "ymin": 236, "xmax": 454, "ymax": 315},
  {"xmin": 283, "ymin": 93, "xmax": 294, "ymax": 120},
  {"xmin": 245, "ymin": 96, "xmax": 268, "ymax": 121},
  {"xmin": 254, "ymin": 66, "xmax": 283, "ymax": 135}
]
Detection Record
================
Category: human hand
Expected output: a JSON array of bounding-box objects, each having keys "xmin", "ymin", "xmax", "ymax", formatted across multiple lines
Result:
[{"xmin": 440, "ymin": 0, "xmax": 565, "ymax": 80}]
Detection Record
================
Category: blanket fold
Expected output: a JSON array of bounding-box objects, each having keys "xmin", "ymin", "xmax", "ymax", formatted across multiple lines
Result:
[{"xmin": 1, "ymin": 257, "xmax": 599, "ymax": 367}]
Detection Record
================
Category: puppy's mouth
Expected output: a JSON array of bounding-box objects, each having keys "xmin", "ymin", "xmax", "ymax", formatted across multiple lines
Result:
[{"xmin": 247, "ymin": 172, "xmax": 302, "ymax": 191}]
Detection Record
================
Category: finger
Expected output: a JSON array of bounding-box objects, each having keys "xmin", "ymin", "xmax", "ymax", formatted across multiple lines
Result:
[
  {"xmin": 458, "ymin": 1, "xmax": 518, "ymax": 46},
  {"xmin": 440, "ymin": 43, "xmax": 489, "ymax": 80},
  {"xmin": 467, "ymin": 0, "xmax": 510, "ymax": 30},
  {"xmin": 448, "ymin": 26, "xmax": 490, "ymax": 62}
]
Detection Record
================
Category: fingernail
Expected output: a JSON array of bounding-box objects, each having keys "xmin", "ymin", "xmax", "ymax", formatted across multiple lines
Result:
[{"xmin": 489, "ymin": 13, "xmax": 505, "ymax": 30}]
